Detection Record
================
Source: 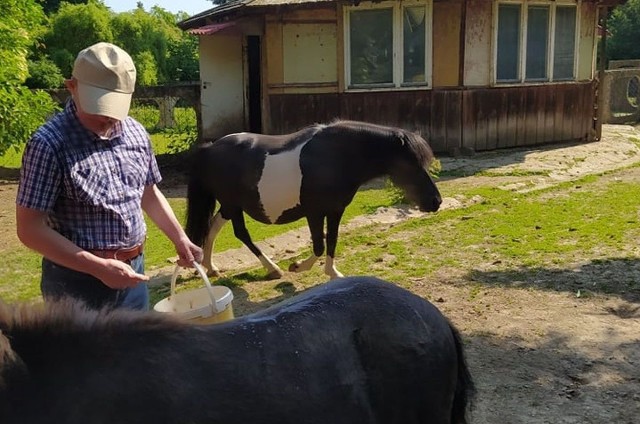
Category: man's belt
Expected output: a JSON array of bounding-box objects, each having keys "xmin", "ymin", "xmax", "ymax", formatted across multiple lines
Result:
[{"xmin": 89, "ymin": 243, "xmax": 144, "ymax": 262}]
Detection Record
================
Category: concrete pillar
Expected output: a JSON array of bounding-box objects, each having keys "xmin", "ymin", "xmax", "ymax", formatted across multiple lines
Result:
[{"xmin": 155, "ymin": 96, "xmax": 179, "ymax": 129}]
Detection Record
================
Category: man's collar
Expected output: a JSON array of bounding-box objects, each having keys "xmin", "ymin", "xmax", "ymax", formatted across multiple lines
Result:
[{"xmin": 66, "ymin": 98, "xmax": 124, "ymax": 141}]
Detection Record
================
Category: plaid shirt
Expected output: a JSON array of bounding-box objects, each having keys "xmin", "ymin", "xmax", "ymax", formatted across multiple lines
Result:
[{"xmin": 16, "ymin": 100, "xmax": 162, "ymax": 250}]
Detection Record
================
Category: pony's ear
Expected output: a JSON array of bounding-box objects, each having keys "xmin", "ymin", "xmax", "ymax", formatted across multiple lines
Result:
[
  {"xmin": 0, "ymin": 329, "xmax": 30, "ymax": 393},
  {"xmin": 398, "ymin": 132, "xmax": 408, "ymax": 146},
  {"xmin": 0, "ymin": 329, "xmax": 25, "ymax": 384},
  {"xmin": 0, "ymin": 330, "xmax": 17, "ymax": 366}
]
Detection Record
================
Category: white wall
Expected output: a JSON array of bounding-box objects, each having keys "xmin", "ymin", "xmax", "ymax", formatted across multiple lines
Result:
[
  {"xmin": 577, "ymin": 1, "xmax": 597, "ymax": 81},
  {"xmin": 463, "ymin": 0, "xmax": 493, "ymax": 86},
  {"xmin": 199, "ymin": 35, "xmax": 245, "ymax": 140}
]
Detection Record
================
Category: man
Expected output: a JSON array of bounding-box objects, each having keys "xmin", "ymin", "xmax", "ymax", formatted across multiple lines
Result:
[{"xmin": 16, "ymin": 42, "xmax": 202, "ymax": 310}]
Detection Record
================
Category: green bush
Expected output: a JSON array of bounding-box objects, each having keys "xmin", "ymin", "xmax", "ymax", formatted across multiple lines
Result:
[
  {"xmin": 129, "ymin": 103, "xmax": 159, "ymax": 129},
  {"xmin": 129, "ymin": 104, "xmax": 197, "ymax": 153},
  {"xmin": 25, "ymin": 58, "xmax": 65, "ymax": 89},
  {"xmin": 0, "ymin": 85, "xmax": 59, "ymax": 156}
]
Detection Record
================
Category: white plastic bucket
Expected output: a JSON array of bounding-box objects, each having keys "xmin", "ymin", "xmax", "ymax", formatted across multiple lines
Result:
[{"xmin": 153, "ymin": 262, "xmax": 234, "ymax": 324}]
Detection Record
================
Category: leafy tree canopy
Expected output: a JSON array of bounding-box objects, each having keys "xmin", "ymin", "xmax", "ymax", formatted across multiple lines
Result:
[
  {"xmin": 25, "ymin": 57, "xmax": 65, "ymax": 89},
  {"xmin": 0, "ymin": 0, "xmax": 59, "ymax": 155},
  {"xmin": 38, "ymin": 0, "xmax": 89, "ymax": 15},
  {"xmin": 111, "ymin": 8, "xmax": 181, "ymax": 84},
  {"xmin": 607, "ymin": 0, "xmax": 640, "ymax": 60},
  {"xmin": 42, "ymin": 0, "xmax": 199, "ymax": 85},
  {"xmin": 44, "ymin": 0, "xmax": 114, "ymax": 77}
]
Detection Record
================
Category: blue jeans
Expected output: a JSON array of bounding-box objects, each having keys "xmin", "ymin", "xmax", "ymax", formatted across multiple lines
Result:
[{"xmin": 41, "ymin": 254, "xmax": 149, "ymax": 310}]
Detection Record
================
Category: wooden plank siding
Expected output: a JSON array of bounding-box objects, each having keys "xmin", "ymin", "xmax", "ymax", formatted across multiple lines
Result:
[
  {"xmin": 268, "ymin": 81, "xmax": 595, "ymax": 154},
  {"xmin": 462, "ymin": 82, "xmax": 595, "ymax": 152}
]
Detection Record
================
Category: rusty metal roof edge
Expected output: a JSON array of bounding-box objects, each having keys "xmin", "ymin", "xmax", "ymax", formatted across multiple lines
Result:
[{"xmin": 178, "ymin": 0, "xmax": 339, "ymax": 30}]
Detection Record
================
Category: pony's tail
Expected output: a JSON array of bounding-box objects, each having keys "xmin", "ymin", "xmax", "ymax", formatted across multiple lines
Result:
[
  {"xmin": 185, "ymin": 168, "xmax": 217, "ymax": 248},
  {"xmin": 449, "ymin": 322, "xmax": 475, "ymax": 424}
]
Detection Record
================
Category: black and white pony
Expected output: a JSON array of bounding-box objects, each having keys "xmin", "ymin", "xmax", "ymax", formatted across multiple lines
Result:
[
  {"xmin": 0, "ymin": 276, "xmax": 474, "ymax": 424},
  {"xmin": 186, "ymin": 120, "xmax": 442, "ymax": 279}
]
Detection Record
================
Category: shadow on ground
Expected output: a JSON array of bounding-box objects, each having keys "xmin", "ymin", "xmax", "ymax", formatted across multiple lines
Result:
[
  {"xmin": 465, "ymin": 330, "xmax": 638, "ymax": 423},
  {"xmin": 468, "ymin": 257, "xmax": 640, "ymax": 307}
]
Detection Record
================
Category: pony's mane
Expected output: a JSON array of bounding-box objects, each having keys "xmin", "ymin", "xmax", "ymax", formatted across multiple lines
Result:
[
  {"xmin": 325, "ymin": 120, "xmax": 435, "ymax": 167},
  {"xmin": 0, "ymin": 298, "xmax": 185, "ymax": 335}
]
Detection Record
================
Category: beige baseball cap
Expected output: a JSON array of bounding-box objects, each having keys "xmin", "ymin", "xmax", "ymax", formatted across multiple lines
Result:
[{"xmin": 72, "ymin": 42, "xmax": 136, "ymax": 121}]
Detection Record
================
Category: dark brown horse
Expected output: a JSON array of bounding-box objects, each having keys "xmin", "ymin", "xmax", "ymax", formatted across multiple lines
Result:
[
  {"xmin": 0, "ymin": 276, "xmax": 473, "ymax": 424},
  {"xmin": 186, "ymin": 120, "xmax": 442, "ymax": 279}
]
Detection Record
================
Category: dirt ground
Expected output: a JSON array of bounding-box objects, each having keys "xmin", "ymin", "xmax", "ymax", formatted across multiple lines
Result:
[{"xmin": 2, "ymin": 124, "xmax": 640, "ymax": 423}]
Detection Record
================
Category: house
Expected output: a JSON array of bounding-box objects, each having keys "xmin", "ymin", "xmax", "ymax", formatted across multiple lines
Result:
[{"xmin": 179, "ymin": 0, "xmax": 624, "ymax": 154}]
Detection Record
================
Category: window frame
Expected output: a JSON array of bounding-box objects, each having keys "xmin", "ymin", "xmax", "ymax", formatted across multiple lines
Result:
[
  {"xmin": 493, "ymin": 0, "xmax": 580, "ymax": 85},
  {"xmin": 343, "ymin": 0, "xmax": 433, "ymax": 91}
]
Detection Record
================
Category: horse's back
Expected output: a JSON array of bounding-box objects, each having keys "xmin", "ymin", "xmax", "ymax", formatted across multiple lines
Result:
[
  {"xmin": 212, "ymin": 126, "xmax": 319, "ymax": 152},
  {"xmin": 191, "ymin": 126, "xmax": 321, "ymax": 198},
  {"xmin": 336, "ymin": 277, "xmax": 468, "ymax": 423},
  {"xmin": 238, "ymin": 277, "xmax": 464, "ymax": 423}
]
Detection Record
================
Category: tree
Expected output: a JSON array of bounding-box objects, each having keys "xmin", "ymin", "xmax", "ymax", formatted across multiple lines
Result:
[
  {"xmin": 134, "ymin": 51, "xmax": 159, "ymax": 86},
  {"xmin": 149, "ymin": 6, "xmax": 198, "ymax": 82},
  {"xmin": 39, "ymin": 0, "xmax": 89, "ymax": 15},
  {"xmin": 166, "ymin": 34, "xmax": 200, "ymax": 82},
  {"xmin": 44, "ymin": 1, "xmax": 114, "ymax": 77},
  {"xmin": 0, "ymin": 0, "xmax": 58, "ymax": 155},
  {"xmin": 607, "ymin": 0, "xmax": 640, "ymax": 60},
  {"xmin": 38, "ymin": 2, "xmax": 199, "ymax": 88},
  {"xmin": 111, "ymin": 6, "xmax": 198, "ymax": 85},
  {"xmin": 25, "ymin": 57, "xmax": 65, "ymax": 89}
]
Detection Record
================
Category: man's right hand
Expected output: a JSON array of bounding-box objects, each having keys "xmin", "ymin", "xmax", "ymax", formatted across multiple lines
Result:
[{"xmin": 93, "ymin": 258, "xmax": 150, "ymax": 289}]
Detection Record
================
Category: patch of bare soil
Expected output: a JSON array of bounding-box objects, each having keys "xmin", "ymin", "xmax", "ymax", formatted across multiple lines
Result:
[
  {"xmin": 0, "ymin": 175, "xmax": 20, "ymax": 252},
  {"xmin": 2, "ymin": 124, "xmax": 639, "ymax": 423}
]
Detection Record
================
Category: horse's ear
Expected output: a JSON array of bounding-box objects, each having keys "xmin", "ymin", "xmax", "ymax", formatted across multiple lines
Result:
[
  {"xmin": 0, "ymin": 329, "xmax": 23, "ymax": 380},
  {"xmin": 398, "ymin": 132, "xmax": 408, "ymax": 146}
]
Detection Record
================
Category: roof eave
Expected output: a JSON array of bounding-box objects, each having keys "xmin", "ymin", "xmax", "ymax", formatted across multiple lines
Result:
[
  {"xmin": 178, "ymin": 0, "xmax": 339, "ymax": 30},
  {"xmin": 178, "ymin": 0, "xmax": 253, "ymax": 30}
]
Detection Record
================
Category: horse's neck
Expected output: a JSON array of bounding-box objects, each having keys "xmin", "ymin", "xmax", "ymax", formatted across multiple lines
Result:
[{"xmin": 356, "ymin": 137, "xmax": 398, "ymax": 182}]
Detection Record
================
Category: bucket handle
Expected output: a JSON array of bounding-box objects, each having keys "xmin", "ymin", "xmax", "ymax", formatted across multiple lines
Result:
[{"xmin": 169, "ymin": 262, "xmax": 221, "ymax": 313}]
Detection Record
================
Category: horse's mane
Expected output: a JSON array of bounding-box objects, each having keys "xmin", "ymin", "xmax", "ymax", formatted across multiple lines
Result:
[
  {"xmin": 324, "ymin": 120, "xmax": 435, "ymax": 167},
  {"xmin": 0, "ymin": 298, "xmax": 186, "ymax": 336}
]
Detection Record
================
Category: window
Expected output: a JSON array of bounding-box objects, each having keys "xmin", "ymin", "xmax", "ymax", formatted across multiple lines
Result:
[
  {"xmin": 495, "ymin": 1, "xmax": 578, "ymax": 84},
  {"xmin": 526, "ymin": 6, "xmax": 549, "ymax": 80},
  {"xmin": 496, "ymin": 4, "xmax": 521, "ymax": 81},
  {"xmin": 345, "ymin": 1, "xmax": 432, "ymax": 89},
  {"xmin": 553, "ymin": 6, "xmax": 577, "ymax": 80},
  {"xmin": 349, "ymin": 8, "xmax": 393, "ymax": 85}
]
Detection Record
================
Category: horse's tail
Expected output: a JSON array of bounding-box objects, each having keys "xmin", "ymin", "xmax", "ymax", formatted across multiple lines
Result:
[
  {"xmin": 185, "ymin": 164, "xmax": 217, "ymax": 247},
  {"xmin": 449, "ymin": 322, "xmax": 475, "ymax": 424}
]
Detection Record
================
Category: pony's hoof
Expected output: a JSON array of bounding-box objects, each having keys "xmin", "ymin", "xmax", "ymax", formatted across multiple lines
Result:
[
  {"xmin": 288, "ymin": 262, "xmax": 300, "ymax": 273},
  {"xmin": 266, "ymin": 269, "xmax": 284, "ymax": 280},
  {"xmin": 206, "ymin": 269, "xmax": 222, "ymax": 278}
]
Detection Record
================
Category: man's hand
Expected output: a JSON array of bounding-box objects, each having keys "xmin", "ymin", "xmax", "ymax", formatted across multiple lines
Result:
[
  {"xmin": 175, "ymin": 238, "xmax": 204, "ymax": 268},
  {"xmin": 93, "ymin": 258, "xmax": 150, "ymax": 289}
]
